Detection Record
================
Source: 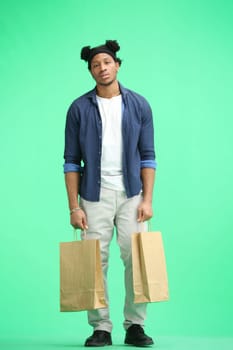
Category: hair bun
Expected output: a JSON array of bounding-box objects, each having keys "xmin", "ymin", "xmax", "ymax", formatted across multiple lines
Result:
[
  {"xmin": 105, "ymin": 40, "xmax": 120, "ymax": 53},
  {"xmin": 80, "ymin": 46, "xmax": 91, "ymax": 61}
]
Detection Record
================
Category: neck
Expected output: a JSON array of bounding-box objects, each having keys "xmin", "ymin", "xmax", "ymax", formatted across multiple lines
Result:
[{"xmin": 96, "ymin": 80, "xmax": 121, "ymax": 98}]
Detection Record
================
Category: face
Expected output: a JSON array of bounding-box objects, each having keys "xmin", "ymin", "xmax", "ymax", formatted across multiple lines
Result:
[{"xmin": 90, "ymin": 53, "xmax": 120, "ymax": 86}]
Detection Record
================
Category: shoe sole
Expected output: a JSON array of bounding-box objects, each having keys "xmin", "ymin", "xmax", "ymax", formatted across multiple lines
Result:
[
  {"xmin": 85, "ymin": 341, "xmax": 112, "ymax": 347},
  {"xmin": 125, "ymin": 340, "xmax": 154, "ymax": 347}
]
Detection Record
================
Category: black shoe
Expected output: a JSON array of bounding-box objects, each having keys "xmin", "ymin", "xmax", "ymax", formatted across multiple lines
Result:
[
  {"xmin": 85, "ymin": 330, "xmax": 112, "ymax": 347},
  {"xmin": 125, "ymin": 324, "xmax": 154, "ymax": 347}
]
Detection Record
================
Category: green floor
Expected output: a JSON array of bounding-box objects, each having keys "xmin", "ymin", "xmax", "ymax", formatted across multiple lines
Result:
[{"xmin": 1, "ymin": 336, "xmax": 233, "ymax": 350}]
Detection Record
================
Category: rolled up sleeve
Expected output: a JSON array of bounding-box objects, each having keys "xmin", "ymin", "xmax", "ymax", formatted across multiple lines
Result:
[
  {"xmin": 138, "ymin": 98, "xmax": 157, "ymax": 169},
  {"xmin": 63, "ymin": 102, "xmax": 82, "ymax": 173}
]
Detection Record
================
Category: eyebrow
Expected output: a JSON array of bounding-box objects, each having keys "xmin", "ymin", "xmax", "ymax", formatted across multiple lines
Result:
[{"xmin": 91, "ymin": 56, "xmax": 113, "ymax": 64}]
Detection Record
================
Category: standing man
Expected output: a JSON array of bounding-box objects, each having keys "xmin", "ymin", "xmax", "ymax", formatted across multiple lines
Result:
[{"xmin": 64, "ymin": 40, "xmax": 157, "ymax": 347}]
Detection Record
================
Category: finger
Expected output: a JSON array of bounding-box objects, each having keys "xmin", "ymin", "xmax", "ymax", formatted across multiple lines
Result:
[
  {"xmin": 80, "ymin": 212, "xmax": 88, "ymax": 230},
  {"xmin": 71, "ymin": 217, "xmax": 83, "ymax": 229},
  {"xmin": 82, "ymin": 217, "xmax": 88, "ymax": 230},
  {"xmin": 137, "ymin": 208, "xmax": 143, "ymax": 222}
]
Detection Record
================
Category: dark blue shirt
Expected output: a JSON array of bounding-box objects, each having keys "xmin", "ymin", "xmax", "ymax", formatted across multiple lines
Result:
[{"xmin": 64, "ymin": 83, "xmax": 157, "ymax": 201}]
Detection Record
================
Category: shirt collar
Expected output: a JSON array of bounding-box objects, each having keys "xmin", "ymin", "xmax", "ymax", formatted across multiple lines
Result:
[{"xmin": 87, "ymin": 82, "xmax": 128, "ymax": 105}]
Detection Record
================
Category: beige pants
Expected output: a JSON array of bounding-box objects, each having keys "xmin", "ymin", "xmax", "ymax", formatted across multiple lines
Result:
[{"xmin": 80, "ymin": 187, "xmax": 148, "ymax": 332}]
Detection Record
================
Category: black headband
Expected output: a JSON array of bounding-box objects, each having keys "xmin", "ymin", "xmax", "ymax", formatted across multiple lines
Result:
[{"xmin": 81, "ymin": 40, "xmax": 121, "ymax": 69}]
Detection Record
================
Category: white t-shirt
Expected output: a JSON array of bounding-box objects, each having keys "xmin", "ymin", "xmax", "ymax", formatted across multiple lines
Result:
[{"xmin": 96, "ymin": 95, "xmax": 125, "ymax": 191}]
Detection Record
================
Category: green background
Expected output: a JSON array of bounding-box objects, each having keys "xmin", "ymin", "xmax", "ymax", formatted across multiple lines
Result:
[{"xmin": 0, "ymin": 0, "xmax": 233, "ymax": 347}]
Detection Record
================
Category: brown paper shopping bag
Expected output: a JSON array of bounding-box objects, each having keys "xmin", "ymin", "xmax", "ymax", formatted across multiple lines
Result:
[
  {"xmin": 132, "ymin": 231, "xmax": 169, "ymax": 303},
  {"xmin": 60, "ymin": 238, "xmax": 107, "ymax": 312}
]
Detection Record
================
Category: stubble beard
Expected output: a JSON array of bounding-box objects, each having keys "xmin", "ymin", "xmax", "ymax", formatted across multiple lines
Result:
[{"xmin": 98, "ymin": 78, "xmax": 116, "ymax": 87}]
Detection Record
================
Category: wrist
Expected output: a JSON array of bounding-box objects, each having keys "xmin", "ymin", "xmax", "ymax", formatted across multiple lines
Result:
[
  {"xmin": 70, "ymin": 207, "xmax": 82, "ymax": 215},
  {"xmin": 142, "ymin": 195, "xmax": 152, "ymax": 203}
]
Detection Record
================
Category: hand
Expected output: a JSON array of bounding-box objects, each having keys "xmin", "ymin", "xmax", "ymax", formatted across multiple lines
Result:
[
  {"xmin": 70, "ymin": 209, "xmax": 88, "ymax": 230},
  {"xmin": 137, "ymin": 200, "xmax": 153, "ymax": 222}
]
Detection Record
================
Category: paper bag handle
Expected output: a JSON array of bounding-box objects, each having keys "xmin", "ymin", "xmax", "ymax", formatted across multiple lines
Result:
[
  {"xmin": 73, "ymin": 228, "xmax": 87, "ymax": 241},
  {"xmin": 139, "ymin": 220, "xmax": 151, "ymax": 232}
]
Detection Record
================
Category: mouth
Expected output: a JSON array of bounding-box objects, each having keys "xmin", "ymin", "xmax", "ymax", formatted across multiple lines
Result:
[{"xmin": 99, "ymin": 73, "xmax": 110, "ymax": 79}]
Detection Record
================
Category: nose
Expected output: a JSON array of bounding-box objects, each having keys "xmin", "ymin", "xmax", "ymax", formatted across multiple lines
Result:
[{"xmin": 100, "ymin": 63, "xmax": 107, "ymax": 71}]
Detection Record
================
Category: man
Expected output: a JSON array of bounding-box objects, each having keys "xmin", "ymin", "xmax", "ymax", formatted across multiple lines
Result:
[{"xmin": 64, "ymin": 40, "xmax": 157, "ymax": 347}]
